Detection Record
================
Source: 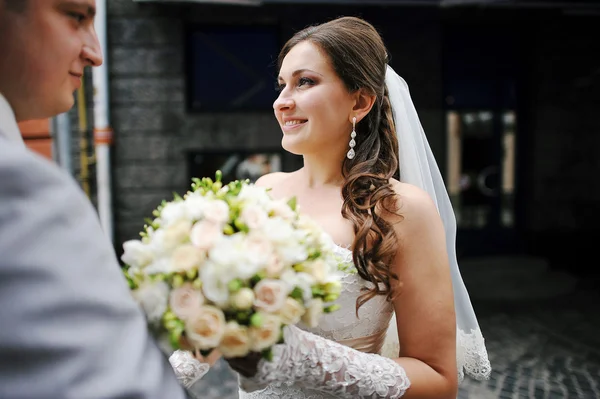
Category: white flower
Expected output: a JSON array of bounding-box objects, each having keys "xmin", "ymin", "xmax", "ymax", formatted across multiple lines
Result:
[
  {"xmin": 199, "ymin": 261, "xmax": 231, "ymax": 306},
  {"xmin": 218, "ymin": 321, "xmax": 251, "ymax": 358},
  {"xmin": 253, "ymin": 279, "xmax": 289, "ymax": 313},
  {"xmin": 230, "ymin": 288, "xmax": 255, "ymax": 310},
  {"xmin": 169, "ymin": 283, "xmax": 204, "ymax": 321},
  {"xmin": 121, "ymin": 240, "xmax": 153, "ymax": 269},
  {"xmin": 243, "ymin": 233, "xmax": 273, "ymax": 268},
  {"xmin": 268, "ymin": 199, "xmax": 296, "ymax": 221},
  {"xmin": 143, "ymin": 257, "xmax": 171, "ymax": 275},
  {"xmin": 265, "ymin": 254, "xmax": 286, "ymax": 278},
  {"xmin": 303, "ymin": 260, "xmax": 329, "ymax": 284},
  {"xmin": 278, "ymin": 297, "xmax": 305, "ymax": 325},
  {"xmin": 276, "ymin": 243, "xmax": 308, "ymax": 265},
  {"xmin": 209, "ymin": 235, "xmax": 260, "ymax": 280},
  {"xmin": 239, "ymin": 204, "xmax": 268, "ymax": 230},
  {"xmin": 280, "ymin": 270, "xmax": 315, "ymax": 304},
  {"xmin": 238, "ymin": 185, "xmax": 272, "ymax": 206},
  {"xmin": 301, "ymin": 298, "xmax": 324, "ymax": 328},
  {"xmin": 170, "ymin": 244, "xmax": 205, "ymax": 273},
  {"xmin": 185, "ymin": 305, "xmax": 226, "ymax": 350},
  {"xmin": 262, "ymin": 217, "xmax": 295, "ymax": 243},
  {"xmin": 159, "ymin": 201, "xmax": 187, "ymax": 227},
  {"xmin": 249, "ymin": 312, "xmax": 282, "ymax": 352},
  {"xmin": 203, "ymin": 200, "xmax": 230, "ymax": 224},
  {"xmin": 162, "ymin": 220, "xmax": 192, "ymax": 252},
  {"xmin": 184, "ymin": 195, "xmax": 208, "ymax": 220},
  {"xmin": 132, "ymin": 281, "xmax": 169, "ymax": 323},
  {"xmin": 190, "ymin": 220, "xmax": 223, "ymax": 251}
]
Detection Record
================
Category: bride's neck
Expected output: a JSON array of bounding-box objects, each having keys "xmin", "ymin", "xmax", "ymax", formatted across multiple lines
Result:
[{"xmin": 300, "ymin": 154, "xmax": 344, "ymax": 188}]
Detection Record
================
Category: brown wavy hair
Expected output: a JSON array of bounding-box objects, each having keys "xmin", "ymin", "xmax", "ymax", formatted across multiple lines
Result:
[{"xmin": 278, "ymin": 17, "xmax": 401, "ymax": 312}]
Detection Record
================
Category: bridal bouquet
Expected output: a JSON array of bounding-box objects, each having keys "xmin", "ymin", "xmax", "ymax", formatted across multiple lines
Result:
[{"xmin": 121, "ymin": 172, "xmax": 343, "ymax": 360}]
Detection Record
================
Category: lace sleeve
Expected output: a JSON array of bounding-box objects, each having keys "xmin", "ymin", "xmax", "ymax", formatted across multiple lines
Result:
[
  {"xmin": 243, "ymin": 325, "xmax": 410, "ymax": 398},
  {"xmin": 168, "ymin": 350, "xmax": 210, "ymax": 389}
]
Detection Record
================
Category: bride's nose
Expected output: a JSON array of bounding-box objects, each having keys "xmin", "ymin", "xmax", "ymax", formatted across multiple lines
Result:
[{"xmin": 273, "ymin": 93, "xmax": 295, "ymax": 112}]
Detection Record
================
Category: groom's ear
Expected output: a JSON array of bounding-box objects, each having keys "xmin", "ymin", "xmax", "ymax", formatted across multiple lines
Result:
[{"xmin": 351, "ymin": 89, "xmax": 377, "ymax": 122}]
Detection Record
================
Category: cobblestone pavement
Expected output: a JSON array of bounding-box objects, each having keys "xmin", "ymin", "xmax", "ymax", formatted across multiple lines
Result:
[{"xmin": 191, "ymin": 287, "xmax": 600, "ymax": 399}]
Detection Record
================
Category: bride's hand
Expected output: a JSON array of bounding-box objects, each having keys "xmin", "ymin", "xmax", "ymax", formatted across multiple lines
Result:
[
  {"xmin": 191, "ymin": 348, "xmax": 222, "ymax": 366},
  {"xmin": 179, "ymin": 336, "xmax": 222, "ymax": 366},
  {"xmin": 224, "ymin": 351, "xmax": 263, "ymax": 378}
]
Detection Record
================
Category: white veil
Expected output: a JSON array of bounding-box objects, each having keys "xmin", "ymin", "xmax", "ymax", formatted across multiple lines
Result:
[{"xmin": 380, "ymin": 65, "xmax": 492, "ymax": 383}]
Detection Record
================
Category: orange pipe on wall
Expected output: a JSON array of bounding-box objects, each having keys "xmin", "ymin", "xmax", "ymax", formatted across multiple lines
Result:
[{"xmin": 18, "ymin": 119, "xmax": 53, "ymax": 160}]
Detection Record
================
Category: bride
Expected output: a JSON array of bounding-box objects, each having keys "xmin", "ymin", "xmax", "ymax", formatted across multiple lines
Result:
[{"xmin": 171, "ymin": 16, "xmax": 491, "ymax": 398}]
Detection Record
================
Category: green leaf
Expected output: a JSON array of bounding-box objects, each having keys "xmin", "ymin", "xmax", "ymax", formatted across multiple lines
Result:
[
  {"xmin": 287, "ymin": 196, "xmax": 297, "ymax": 211},
  {"xmin": 290, "ymin": 287, "xmax": 304, "ymax": 300},
  {"xmin": 261, "ymin": 347, "xmax": 274, "ymax": 362}
]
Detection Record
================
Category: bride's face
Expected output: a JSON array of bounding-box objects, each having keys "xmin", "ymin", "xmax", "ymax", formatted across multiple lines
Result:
[{"xmin": 274, "ymin": 41, "xmax": 355, "ymax": 156}]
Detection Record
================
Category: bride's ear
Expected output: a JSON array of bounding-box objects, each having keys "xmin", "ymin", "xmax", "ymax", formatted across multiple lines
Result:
[{"xmin": 352, "ymin": 89, "xmax": 377, "ymax": 123}]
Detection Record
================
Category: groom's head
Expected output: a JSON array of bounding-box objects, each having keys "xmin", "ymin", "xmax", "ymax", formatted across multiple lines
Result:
[{"xmin": 0, "ymin": 0, "xmax": 103, "ymax": 122}]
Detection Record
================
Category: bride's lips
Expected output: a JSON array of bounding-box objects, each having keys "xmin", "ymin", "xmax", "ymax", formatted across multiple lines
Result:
[{"xmin": 281, "ymin": 117, "xmax": 308, "ymax": 133}]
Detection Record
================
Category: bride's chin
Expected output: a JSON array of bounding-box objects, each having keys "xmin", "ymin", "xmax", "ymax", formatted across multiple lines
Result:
[{"xmin": 281, "ymin": 138, "xmax": 305, "ymax": 156}]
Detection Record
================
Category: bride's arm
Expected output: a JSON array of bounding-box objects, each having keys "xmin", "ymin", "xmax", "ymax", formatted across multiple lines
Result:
[{"xmin": 235, "ymin": 183, "xmax": 458, "ymax": 399}]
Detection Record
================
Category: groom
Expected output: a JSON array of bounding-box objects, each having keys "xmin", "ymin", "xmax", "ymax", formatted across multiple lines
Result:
[{"xmin": 0, "ymin": 1, "xmax": 191, "ymax": 398}]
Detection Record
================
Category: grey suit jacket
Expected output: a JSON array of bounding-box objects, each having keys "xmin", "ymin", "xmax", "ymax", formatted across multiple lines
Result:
[{"xmin": 0, "ymin": 127, "xmax": 189, "ymax": 397}]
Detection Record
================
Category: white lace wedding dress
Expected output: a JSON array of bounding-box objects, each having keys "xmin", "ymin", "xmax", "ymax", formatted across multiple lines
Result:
[{"xmin": 238, "ymin": 244, "xmax": 396, "ymax": 398}]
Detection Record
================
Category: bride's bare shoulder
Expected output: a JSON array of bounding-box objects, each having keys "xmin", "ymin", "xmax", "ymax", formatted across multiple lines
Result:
[
  {"xmin": 388, "ymin": 178, "xmax": 439, "ymax": 220},
  {"xmin": 254, "ymin": 172, "xmax": 294, "ymax": 189}
]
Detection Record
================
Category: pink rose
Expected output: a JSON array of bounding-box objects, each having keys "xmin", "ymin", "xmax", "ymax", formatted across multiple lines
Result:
[
  {"xmin": 190, "ymin": 220, "xmax": 222, "ymax": 251},
  {"xmin": 253, "ymin": 279, "xmax": 288, "ymax": 313},
  {"xmin": 169, "ymin": 283, "xmax": 204, "ymax": 321}
]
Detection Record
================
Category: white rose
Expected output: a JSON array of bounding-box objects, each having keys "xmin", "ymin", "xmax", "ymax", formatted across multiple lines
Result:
[
  {"xmin": 301, "ymin": 298, "xmax": 324, "ymax": 328},
  {"xmin": 230, "ymin": 288, "xmax": 255, "ymax": 310},
  {"xmin": 249, "ymin": 312, "xmax": 282, "ymax": 352},
  {"xmin": 253, "ymin": 279, "xmax": 289, "ymax": 313},
  {"xmin": 170, "ymin": 244, "xmax": 205, "ymax": 272},
  {"xmin": 278, "ymin": 297, "xmax": 305, "ymax": 325},
  {"xmin": 132, "ymin": 281, "xmax": 169, "ymax": 323},
  {"xmin": 185, "ymin": 305, "xmax": 226, "ymax": 350},
  {"xmin": 218, "ymin": 321, "xmax": 251, "ymax": 358},
  {"xmin": 190, "ymin": 220, "xmax": 223, "ymax": 251},
  {"xmin": 160, "ymin": 201, "xmax": 187, "ymax": 226},
  {"xmin": 169, "ymin": 283, "xmax": 204, "ymax": 321},
  {"xmin": 121, "ymin": 240, "xmax": 153, "ymax": 269},
  {"xmin": 239, "ymin": 204, "xmax": 268, "ymax": 230},
  {"xmin": 203, "ymin": 200, "xmax": 230, "ymax": 224},
  {"xmin": 162, "ymin": 220, "xmax": 192, "ymax": 252}
]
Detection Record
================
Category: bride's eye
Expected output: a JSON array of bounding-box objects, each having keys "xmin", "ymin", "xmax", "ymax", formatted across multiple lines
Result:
[
  {"xmin": 275, "ymin": 82, "xmax": 285, "ymax": 92},
  {"xmin": 298, "ymin": 77, "xmax": 315, "ymax": 87}
]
